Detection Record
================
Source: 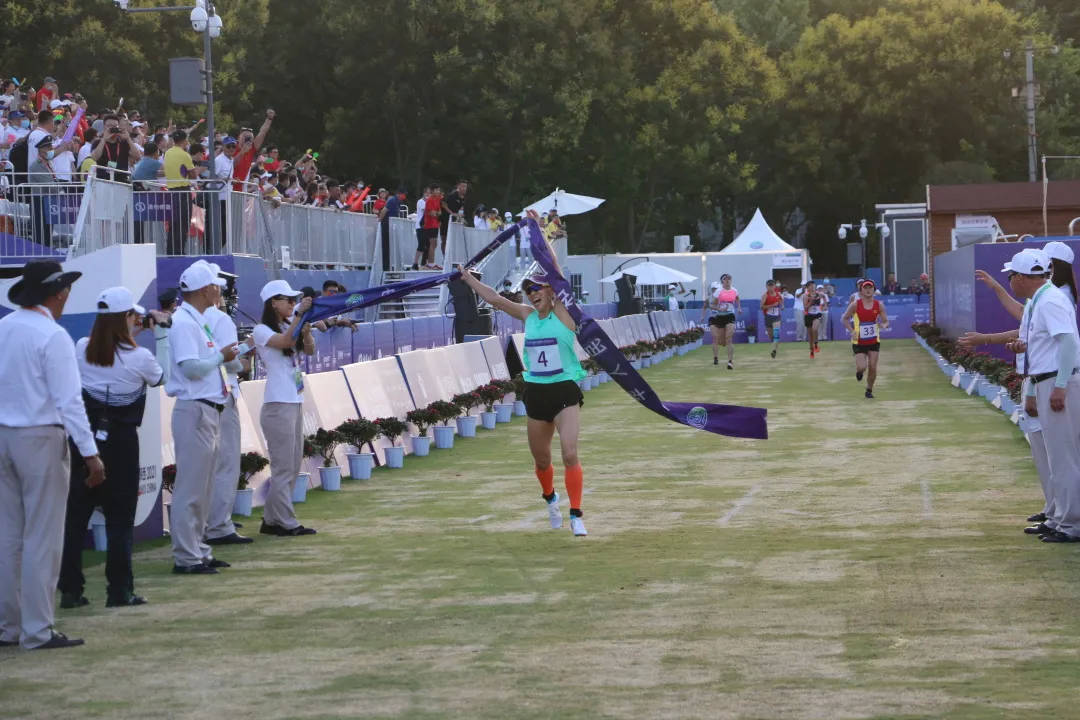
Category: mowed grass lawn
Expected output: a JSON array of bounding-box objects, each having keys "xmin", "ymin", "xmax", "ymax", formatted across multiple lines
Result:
[{"xmin": 3, "ymin": 339, "xmax": 1080, "ymax": 719}]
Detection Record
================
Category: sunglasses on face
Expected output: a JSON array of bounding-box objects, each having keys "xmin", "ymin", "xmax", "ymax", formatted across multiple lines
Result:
[
  {"xmin": 274, "ymin": 295, "xmax": 297, "ymax": 304},
  {"xmin": 524, "ymin": 283, "xmax": 547, "ymax": 294}
]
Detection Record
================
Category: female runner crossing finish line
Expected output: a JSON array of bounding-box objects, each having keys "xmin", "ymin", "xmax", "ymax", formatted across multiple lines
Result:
[
  {"xmin": 459, "ymin": 267, "xmax": 589, "ymax": 536},
  {"xmin": 842, "ymin": 279, "xmax": 889, "ymax": 398}
]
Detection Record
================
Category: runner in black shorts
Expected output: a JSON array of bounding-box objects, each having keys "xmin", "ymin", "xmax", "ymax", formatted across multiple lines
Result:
[{"xmin": 701, "ymin": 275, "xmax": 740, "ymax": 368}]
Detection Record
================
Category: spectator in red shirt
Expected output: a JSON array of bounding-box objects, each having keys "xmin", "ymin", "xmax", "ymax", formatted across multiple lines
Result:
[
  {"xmin": 262, "ymin": 145, "xmax": 281, "ymax": 173},
  {"xmin": 230, "ymin": 109, "xmax": 275, "ymax": 191},
  {"xmin": 423, "ymin": 185, "xmax": 443, "ymax": 269},
  {"xmin": 34, "ymin": 77, "xmax": 58, "ymax": 112}
]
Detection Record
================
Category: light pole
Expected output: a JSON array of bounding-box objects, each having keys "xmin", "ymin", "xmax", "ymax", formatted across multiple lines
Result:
[
  {"xmin": 1003, "ymin": 40, "xmax": 1059, "ymax": 182},
  {"xmin": 115, "ymin": 0, "xmax": 224, "ymax": 248},
  {"xmin": 838, "ymin": 219, "xmax": 889, "ymax": 279}
]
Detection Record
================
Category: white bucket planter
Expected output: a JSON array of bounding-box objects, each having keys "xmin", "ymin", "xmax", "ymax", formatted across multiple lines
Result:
[
  {"xmin": 319, "ymin": 465, "xmax": 341, "ymax": 491},
  {"xmin": 513, "ymin": 400, "xmax": 527, "ymax": 417},
  {"xmin": 91, "ymin": 521, "xmax": 107, "ymax": 552},
  {"xmin": 384, "ymin": 446, "xmax": 405, "ymax": 468},
  {"xmin": 599, "ymin": 371, "xmax": 611, "ymax": 383},
  {"xmin": 641, "ymin": 356, "xmax": 652, "ymax": 368},
  {"xmin": 233, "ymin": 488, "xmax": 254, "ymax": 516},
  {"xmin": 747, "ymin": 336, "xmax": 757, "ymax": 344},
  {"xmin": 411, "ymin": 434, "xmax": 431, "ymax": 456},
  {"xmin": 292, "ymin": 473, "xmax": 309, "ymax": 503},
  {"xmin": 631, "ymin": 359, "xmax": 642, "ymax": 370},
  {"xmin": 495, "ymin": 403, "xmax": 513, "ymax": 423},
  {"xmin": 347, "ymin": 452, "xmax": 374, "ymax": 480},
  {"xmin": 480, "ymin": 411, "xmax": 497, "ymax": 430},
  {"xmin": 589, "ymin": 374, "xmax": 600, "ymax": 389},
  {"xmin": 433, "ymin": 425, "xmax": 455, "ymax": 449},
  {"xmin": 456, "ymin": 415, "xmax": 478, "ymax": 437}
]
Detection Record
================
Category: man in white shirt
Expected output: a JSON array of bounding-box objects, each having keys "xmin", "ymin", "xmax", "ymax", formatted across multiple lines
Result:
[
  {"xmin": 1006, "ymin": 249, "xmax": 1080, "ymax": 542},
  {"xmin": 0, "ymin": 261, "xmax": 104, "ymax": 650},
  {"xmin": 166, "ymin": 262, "xmax": 239, "ymax": 573},
  {"xmin": 412, "ymin": 186, "xmax": 429, "ymax": 270},
  {"xmin": 196, "ymin": 262, "xmax": 254, "ymax": 547}
]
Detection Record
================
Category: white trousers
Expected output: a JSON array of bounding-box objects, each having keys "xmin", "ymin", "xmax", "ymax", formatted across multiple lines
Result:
[
  {"xmin": 260, "ymin": 402, "xmax": 303, "ymax": 530},
  {"xmin": 1034, "ymin": 375, "xmax": 1080, "ymax": 535},
  {"xmin": 206, "ymin": 395, "xmax": 240, "ymax": 540},
  {"xmin": 170, "ymin": 400, "xmax": 221, "ymax": 567},
  {"xmin": 0, "ymin": 426, "xmax": 71, "ymax": 648}
]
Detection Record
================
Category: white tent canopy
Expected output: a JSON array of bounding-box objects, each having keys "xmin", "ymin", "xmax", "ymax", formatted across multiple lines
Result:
[
  {"xmin": 720, "ymin": 208, "xmax": 798, "ymax": 253},
  {"xmin": 520, "ymin": 188, "xmax": 605, "ymax": 217},
  {"xmin": 599, "ymin": 261, "xmax": 697, "ymax": 285}
]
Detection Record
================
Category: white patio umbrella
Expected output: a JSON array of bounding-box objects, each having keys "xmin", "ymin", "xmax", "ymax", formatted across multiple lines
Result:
[
  {"xmin": 519, "ymin": 188, "xmax": 605, "ymax": 217},
  {"xmin": 599, "ymin": 261, "xmax": 697, "ymax": 285}
]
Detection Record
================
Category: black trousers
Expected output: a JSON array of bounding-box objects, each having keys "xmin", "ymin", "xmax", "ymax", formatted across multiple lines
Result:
[
  {"xmin": 381, "ymin": 220, "xmax": 391, "ymax": 271},
  {"xmin": 58, "ymin": 422, "xmax": 140, "ymax": 601},
  {"xmin": 167, "ymin": 187, "xmax": 191, "ymax": 255},
  {"xmin": 30, "ymin": 195, "xmax": 52, "ymax": 249}
]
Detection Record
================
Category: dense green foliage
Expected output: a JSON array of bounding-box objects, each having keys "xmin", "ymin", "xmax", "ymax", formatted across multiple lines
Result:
[{"xmin": 2, "ymin": 0, "xmax": 1077, "ymax": 270}]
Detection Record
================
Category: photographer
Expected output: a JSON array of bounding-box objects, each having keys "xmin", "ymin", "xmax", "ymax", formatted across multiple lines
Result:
[
  {"xmin": 91, "ymin": 114, "xmax": 141, "ymax": 181},
  {"xmin": 58, "ymin": 287, "xmax": 170, "ymax": 609},
  {"xmin": 253, "ymin": 280, "xmax": 317, "ymax": 537}
]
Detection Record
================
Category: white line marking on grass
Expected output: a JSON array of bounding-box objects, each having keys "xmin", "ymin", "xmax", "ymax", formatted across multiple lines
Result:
[
  {"xmin": 468, "ymin": 514, "xmax": 495, "ymax": 524},
  {"xmin": 921, "ymin": 478, "xmax": 933, "ymax": 518},
  {"xmin": 718, "ymin": 484, "xmax": 762, "ymax": 526}
]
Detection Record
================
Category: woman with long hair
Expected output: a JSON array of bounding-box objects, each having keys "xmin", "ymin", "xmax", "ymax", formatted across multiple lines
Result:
[
  {"xmin": 701, "ymin": 274, "xmax": 740, "ymax": 369},
  {"xmin": 459, "ymin": 259, "xmax": 590, "ymax": 536},
  {"xmin": 1044, "ymin": 241, "xmax": 1078, "ymax": 304},
  {"xmin": 58, "ymin": 287, "xmax": 170, "ymax": 608},
  {"xmin": 252, "ymin": 280, "xmax": 317, "ymax": 537}
]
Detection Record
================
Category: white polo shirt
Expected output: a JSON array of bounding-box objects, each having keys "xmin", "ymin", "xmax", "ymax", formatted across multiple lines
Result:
[
  {"xmin": 1022, "ymin": 283, "xmax": 1080, "ymax": 375},
  {"xmin": 0, "ymin": 306, "xmax": 97, "ymax": 456},
  {"xmin": 414, "ymin": 197, "xmax": 426, "ymax": 229},
  {"xmin": 252, "ymin": 323, "xmax": 304, "ymax": 404},
  {"xmin": 204, "ymin": 305, "xmax": 240, "ymax": 395},
  {"xmin": 76, "ymin": 338, "xmax": 163, "ymax": 405},
  {"xmin": 165, "ymin": 303, "xmax": 228, "ymax": 402}
]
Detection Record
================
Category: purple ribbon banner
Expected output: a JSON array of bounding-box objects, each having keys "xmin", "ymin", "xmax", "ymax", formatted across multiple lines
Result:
[
  {"xmin": 522, "ymin": 219, "xmax": 768, "ymax": 440},
  {"xmin": 294, "ymin": 222, "xmax": 519, "ymax": 334}
]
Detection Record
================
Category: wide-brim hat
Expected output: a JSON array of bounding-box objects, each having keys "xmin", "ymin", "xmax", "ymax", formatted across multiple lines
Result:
[{"xmin": 8, "ymin": 260, "xmax": 81, "ymax": 306}]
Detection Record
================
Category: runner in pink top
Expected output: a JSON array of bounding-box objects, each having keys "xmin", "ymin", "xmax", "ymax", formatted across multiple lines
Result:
[{"xmin": 700, "ymin": 274, "xmax": 740, "ymax": 369}]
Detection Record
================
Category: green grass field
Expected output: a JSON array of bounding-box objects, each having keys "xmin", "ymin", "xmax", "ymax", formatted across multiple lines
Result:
[{"xmin": 3, "ymin": 339, "xmax": 1079, "ymax": 720}]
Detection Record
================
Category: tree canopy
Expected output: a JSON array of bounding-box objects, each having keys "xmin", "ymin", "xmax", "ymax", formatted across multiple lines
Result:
[{"xmin": 1, "ymin": 0, "xmax": 1076, "ymax": 272}]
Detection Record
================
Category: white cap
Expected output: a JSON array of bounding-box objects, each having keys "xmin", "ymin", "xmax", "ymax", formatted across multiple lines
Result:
[
  {"xmin": 191, "ymin": 259, "xmax": 228, "ymax": 287},
  {"xmin": 178, "ymin": 262, "xmax": 217, "ymax": 292},
  {"xmin": 1043, "ymin": 241, "xmax": 1074, "ymax": 265},
  {"xmin": 816, "ymin": 284, "xmax": 824, "ymax": 289},
  {"xmin": 260, "ymin": 279, "xmax": 303, "ymax": 302},
  {"xmin": 504, "ymin": 211, "xmax": 512, "ymax": 219},
  {"xmin": 96, "ymin": 286, "xmax": 145, "ymax": 315},
  {"xmin": 1001, "ymin": 249, "xmax": 1051, "ymax": 275},
  {"xmin": 710, "ymin": 281, "xmax": 720, "ymax": 290},
  {"xmin": 48, "ymin": 99, "xmax": 69, "ymax": 110},
  {"xmin": 668, "ymin": 283, "xmax": 677, "ymax": 289}
]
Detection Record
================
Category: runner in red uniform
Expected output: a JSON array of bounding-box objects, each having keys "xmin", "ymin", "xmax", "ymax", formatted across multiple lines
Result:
[
  {"xmin": 761, "ymin": 279, "xmax": 782, "ymax": 359},
  {"xmin": 842, "ymin": 279, "xmax": 890, "ymax": 398}
]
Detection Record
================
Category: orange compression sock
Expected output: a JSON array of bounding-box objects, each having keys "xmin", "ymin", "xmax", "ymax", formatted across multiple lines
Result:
[
  {"xmin": 564, "ymin": 464, "xmax": 584, "ymax": 512},
  {"xmin": 535, "ymin": 464, "xmax": 555, "ymax": 497}
]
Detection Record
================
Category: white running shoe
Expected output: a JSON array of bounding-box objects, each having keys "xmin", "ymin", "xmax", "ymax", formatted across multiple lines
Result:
[
  {"xmin": 570, "ymin": 516, "xmax": 587, "ymax": 537},
  {"xmin": 546, "ymin": 492, "xmax": 562, "ymax": 529}
]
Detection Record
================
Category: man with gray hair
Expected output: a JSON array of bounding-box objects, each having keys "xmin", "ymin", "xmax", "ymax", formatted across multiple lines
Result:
[{"xmin": 0, "ymin": 261, "xmax": 104, "ymax": 649}]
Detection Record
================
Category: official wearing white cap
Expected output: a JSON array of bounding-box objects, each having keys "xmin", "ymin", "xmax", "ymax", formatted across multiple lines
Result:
[
  {"xmin": 252, "ymin": 279, "xmax": 318, "ymax": 536},
  {"xmin": 194, "ymin": 262, "xmax": 254, "ymax": 548},
  {"xmin": 1005, "ymin": 249, "xmax": 1080, "ymax": 542},
  {"xmin": 58, "ymin": 286, "xmax": 169, "ymax": 609},
  {"xmin": 166, "ymin": 262, "xmax": 239, "ymax": 573},
  {"xmin": 1043, "ymin": 241, "xmax": 1078, "ymax": 304},
  {"xmin": 0, "ymin": 261, "xmax": 103, "ymax": 650}
]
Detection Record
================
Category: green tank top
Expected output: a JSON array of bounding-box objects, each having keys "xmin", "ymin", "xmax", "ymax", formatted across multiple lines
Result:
[{"xmin": 522, "ymin": 310, "xmax": 586, "ymax": 384}]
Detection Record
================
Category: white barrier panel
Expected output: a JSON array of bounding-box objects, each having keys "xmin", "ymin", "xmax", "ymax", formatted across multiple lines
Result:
[
  {"xmin": 458, "ymin": 341, "xmax": 494, "ymax": 390},
  {"xmin": 342, "ymin": 357, "xmax": 415, "ymax": 464},
  {"xmin": 238, "ymin": 380, "xmax": 279, "ymax": 504},
  {"xmin": 634, "ymin": 315, "xmax": 655, "ymax": 341},
  {"xmin": 479, "ymin": 336, "xmax": 510, "ymax": 380},
  {"xmin": 303, "ymin": 369, "xmax": 361, "ymax": 471},
  {"xmin": 235, "ymin": 389, "xmax": 270, "ymax": 499},
  {"xmin": 511, "ymin": 333, "xmax": 526, "ymax": 370},
  {"xmin": 430, "ymin": 346, "xmax": 472, "ymax": 398},
  {"xmin": 397, "ymin": 348, "xmax": 453, "ymax": 408}
]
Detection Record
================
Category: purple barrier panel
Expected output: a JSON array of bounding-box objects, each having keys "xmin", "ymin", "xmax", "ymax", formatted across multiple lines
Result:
[
  {"xmin": 332, "ymin": 325, "xmax": 354, "ymax": 368},
  {"xmin": 392, "ymin": 318, "xmax": 415, "ymax": 353},
  {"xmin": 933, "ymin": 243, "xmax": 977, "ymax": 342},
  {"xmin": 410, "ymin": 316, "xmax": 430, "ymax": 351},
  {"xmin": 422, "ymin": 316, "xmax": 440, "ymax": 348},
  {"xmin": 442, "ymin": 315, "xmax": 455, "ymax": 346},
  {"xmin": 372, "ymin": 320, "xmax": 396, "ymax": 359},
  {"xmin": 307, "ymin": 327, "xmax": 338, "ymax": 373},
  {"xmin": 352, "ymin": 322, "xmax": 376, "ymax": 363}
]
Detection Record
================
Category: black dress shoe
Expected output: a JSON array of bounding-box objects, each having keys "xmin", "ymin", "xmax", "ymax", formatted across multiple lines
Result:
[
  {"xmin": 205, "ymin": 558, "xmax": 231, "ymax": 568},
  {"xmin": 206, "ymin": 533, "xmax": 254, "ymax": 546},
  {"xmin": 31, "ymin": 631, "xmax": 84, "ymax": 650},
  {"xmin": 1041, "ymin": 530, "xmax": 1080, "ymax": 543},
  {"xmin": 173, "ymin": 563, "xmax": 218, "ymax": 575},
  {"xmin": 260, "ymin": 520, "xmax": 286, "ymax": 536},
  {"xmin": 1025, "ymin": 523, "xmax": 1054, "ymax": 535},
  {"xmin": 106, "ymin": 593, "xmax": 147, "ymax": 607},
  {"xmin": 282, "ymin": 525, "xmax": 317, "ymax": 536},
  {"xmin": 1027, "ymin": 512, "xmax": 1048, "ymax": 523},
  {"xmin": 60, "ymin": 592, "xmax": 90, "ymax": 609}
]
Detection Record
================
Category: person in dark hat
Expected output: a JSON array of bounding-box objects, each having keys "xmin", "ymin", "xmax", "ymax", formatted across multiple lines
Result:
[{"xmin": 0, "ymin": 261, "xmax": 104, "ymax": 650}]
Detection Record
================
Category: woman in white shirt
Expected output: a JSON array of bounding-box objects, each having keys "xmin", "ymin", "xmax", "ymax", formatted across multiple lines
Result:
[
  {"xmin": 58, "ymin": 287, "xmax": 170, "ymax": 609},
  {"xmin": 252, "ymin": 280, "xmax": 317, "ymax": 536}
]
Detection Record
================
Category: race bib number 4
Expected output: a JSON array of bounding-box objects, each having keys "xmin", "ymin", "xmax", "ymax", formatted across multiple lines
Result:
[{"xmin": 525, "ymin": 337, "xmax": 564, "ymax": 376}]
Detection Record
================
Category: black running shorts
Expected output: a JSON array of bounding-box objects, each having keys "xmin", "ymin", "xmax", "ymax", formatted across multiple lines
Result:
[
  {"xmin": 804, "ymin": 313, "xmax": 821, "ymax": 328},
  {"xmin": 709, "ymin": 313, "xmax": 736, "ymax": 328},
  {"xmin": 852, "ymin": 342, "xmax": 881, "ymax": 354},
  {"xmin": 523, "ymin": 380, "xmax": 584, "ymax": 423},
  {"xmin": 764, "ymin": 314, "xmax": 780, "ymax": 328}
]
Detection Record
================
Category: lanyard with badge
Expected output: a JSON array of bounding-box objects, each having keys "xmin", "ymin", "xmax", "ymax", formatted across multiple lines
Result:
[
  {"xmin": 183, "ymin": 305, "xmax": 230, "ymax": 396},
  {"xmin": 1018, "ymin": 283, "xmax": 1051, "ymax": 375}
]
